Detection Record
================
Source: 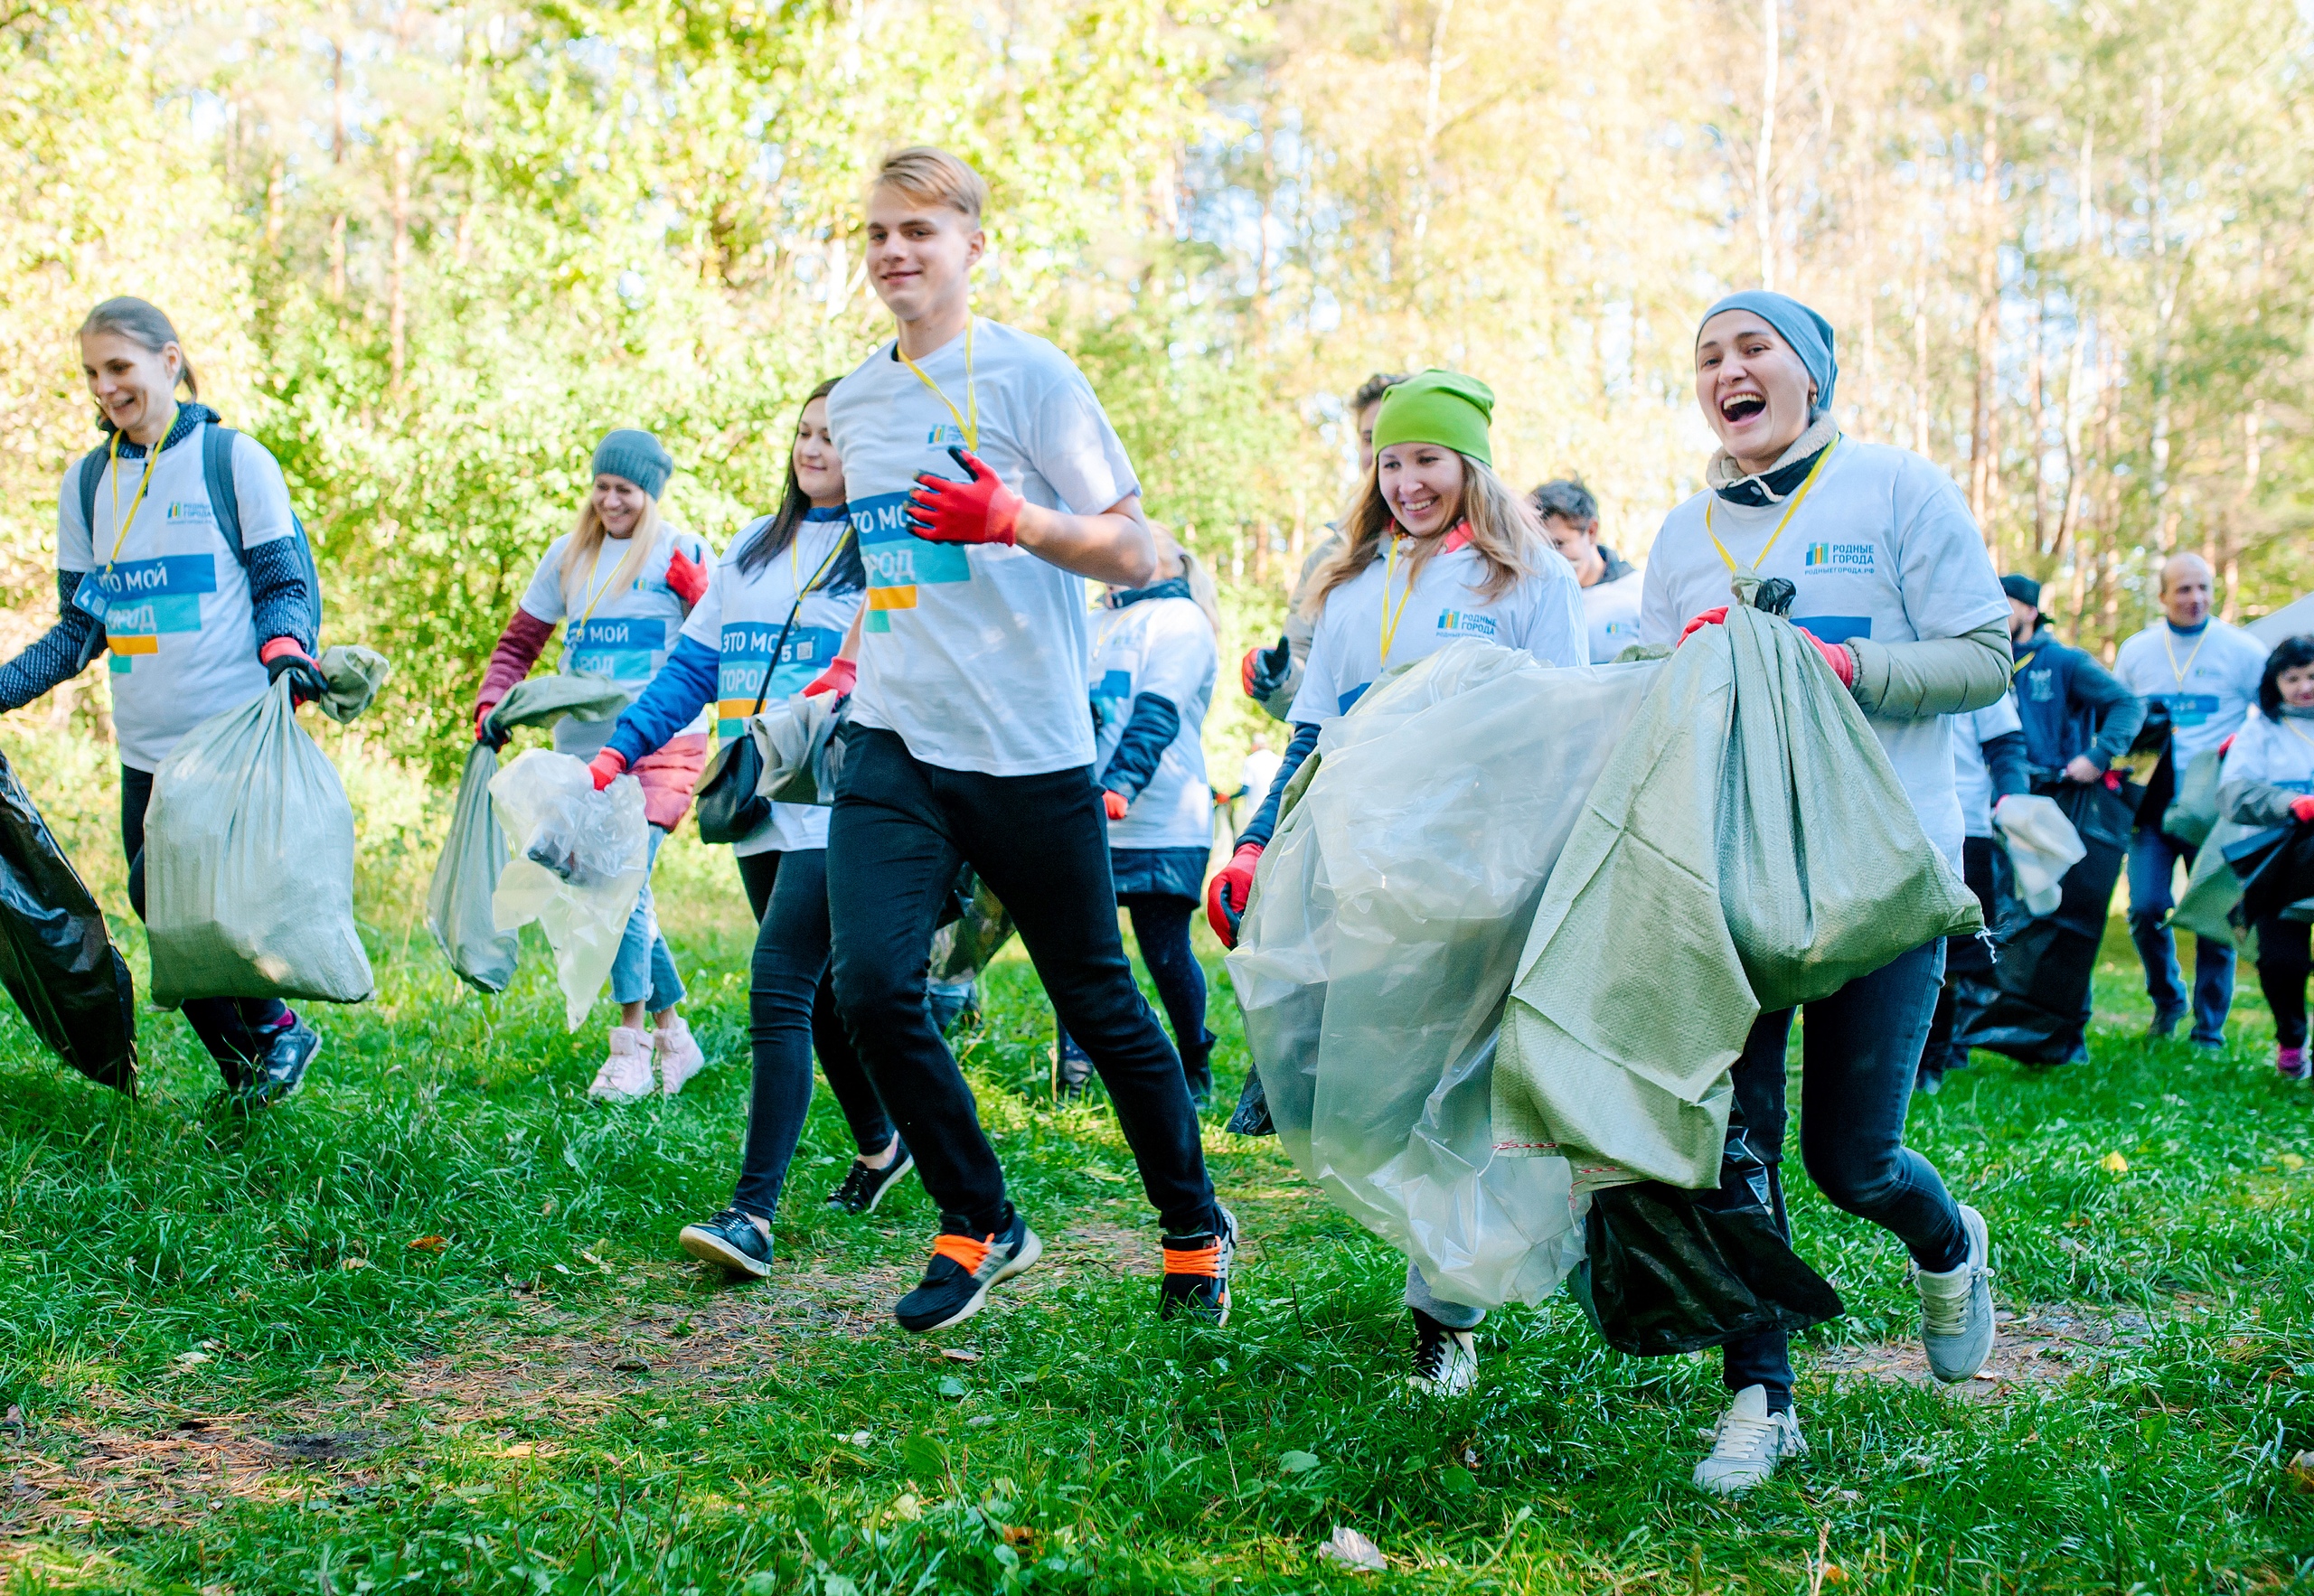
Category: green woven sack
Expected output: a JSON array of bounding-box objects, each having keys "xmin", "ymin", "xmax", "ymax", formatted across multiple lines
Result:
[{"xmin": 1492, "ymin": 606, "xmax": 1981, "ymax": 1188}]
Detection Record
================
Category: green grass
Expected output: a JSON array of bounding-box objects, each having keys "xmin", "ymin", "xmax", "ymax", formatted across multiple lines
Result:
[{"xmin": 3, "ymin": 808, "xmax": 2312, "ymax": 1592}]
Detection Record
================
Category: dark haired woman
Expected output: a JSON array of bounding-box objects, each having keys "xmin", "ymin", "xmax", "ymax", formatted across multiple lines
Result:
[
  {"xmin": 2216, "ymin": 634, "xmax": 2314, "ymax": 1082},
  {"xmin": 592, "ymin": 380, "xmax": 906, "ymax": 1279},
  {"xmin": 0, "ymin": 297, "xmax": 323, "ymax": 1107}
]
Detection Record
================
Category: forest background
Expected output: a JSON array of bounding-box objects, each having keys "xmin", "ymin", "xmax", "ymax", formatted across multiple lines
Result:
[{"xmin": 2, "ymin": 0, "xmax": 2310, "ymax": 784}]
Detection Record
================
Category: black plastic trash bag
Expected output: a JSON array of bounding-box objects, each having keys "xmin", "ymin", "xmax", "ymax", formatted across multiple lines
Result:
[
  {"xmin": 1954, "ymin": 778, "xmax": 2133, "ymax": 1065},
  {"xmin": 1573, "ymin": 1125, "xmax": 1843, "ymax": 1357},
  {"xmin": 0, "ymin": 749, "xmax": 136, "ymax": 1093}
]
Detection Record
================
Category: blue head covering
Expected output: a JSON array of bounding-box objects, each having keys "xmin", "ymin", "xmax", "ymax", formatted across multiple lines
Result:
[{"xmin": 1697, "ymin": 291, "xmax": 1838, "ymax": 419}]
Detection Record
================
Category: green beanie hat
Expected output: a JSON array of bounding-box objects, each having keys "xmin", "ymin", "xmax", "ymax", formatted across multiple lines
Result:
[{"xmin": 1369, "ymin": 369, "xmax": 1495, "ymax": 467}]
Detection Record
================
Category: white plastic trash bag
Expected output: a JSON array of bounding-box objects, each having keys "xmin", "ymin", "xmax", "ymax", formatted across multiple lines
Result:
[
  {"xmin": 146, "ymin": 664, "xmax": 381, "ymax": 1008},
  {"xmin": 488, "ymin": 749, "xmax": 648, "ymax": 1029},
  {"xmin": 1228, "ymin": 640, "xmax": 1662, "ymax": 1307},
  {"xmin": 1995, "ymin": 793, "xmax": 2086, "ymax": 917}
]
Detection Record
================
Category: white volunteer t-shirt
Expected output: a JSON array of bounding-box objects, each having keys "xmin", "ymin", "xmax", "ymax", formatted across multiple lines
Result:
[
  {"xmin": 2219, "ymin": 710, "xmax": 2314, "ymax": 793},
  {"xmin": 1088, "ymin": 593, "xmax": 1217, "ymax": 850},
  {"xmin": 1638, "ymin": 438, "xmax": 2010, "ymax": 865},
  {"xmin": 517, "ymin": 521, "xmax": 713, "ymax": 760},
  {"xmin": 1583, "ymin": 567, "xmax": 1646, "ymax": 663},
  {"xmin": 58, "ymin": 421, "xmax": 294, "ymax": 772},
  {"xmin": 827, "ymin": 318, "xmax": 1139, "ymax": 776},
  {"xmin": 680, "ymin": 507, "xmax": 863, "ymax": 855},
  {"xmin": 2113, "ymin": 619, "xmax": 2268, "ymax": 766},
  {"xmin": 1951, "ymin": 695, "xmax": 2024, "ymax": 839},
  {"xmin": 1289, "ymin": 538, "xmax": 1585, "ymax": 725}
]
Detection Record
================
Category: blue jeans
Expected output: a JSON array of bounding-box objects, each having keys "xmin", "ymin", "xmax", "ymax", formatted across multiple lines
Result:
[
  {"xmin": 1720, "ymin": 939, "xmax": 1968, "ymax": 1402},
  {"xmin": 2127, "ymin": 829, "xmax": 2233, "ymax": 1041},
  {"xmin": 610, "ymin": 825, "xmax": 684, "ymax": 1012}
]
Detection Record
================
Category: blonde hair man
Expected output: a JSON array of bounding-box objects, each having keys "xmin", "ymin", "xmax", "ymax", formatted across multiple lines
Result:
[{"xmin": 819, "ymin": 146, "xmax": 1237, "ymax": 1334}]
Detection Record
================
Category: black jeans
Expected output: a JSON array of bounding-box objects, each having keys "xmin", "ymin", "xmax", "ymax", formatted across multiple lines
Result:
[
  {"xmin": 1921, "ymin": 836, "xmax": 1999, "ymax": 1081},
  {"xmin": 2252, "ymin": 912, "xmax": 2311, "ymax": 1049},
  {"xmin": 731, "ymin": 848, "xmax": 897, "ymax": 1220},
  {"xmin": 1720, "ymin": 939, "xmax": 1968, "ymax": 1402},
  {"xmin": 120, "ymin": 764, "xmax": 288, "ymax": 1072},
  {"xmin": 1056, "ymin": 892, "xmax": 1214, "ymax": 1084},
  {"xmin": 827, "ymin": 728, "xmax": 1217, "ymax": 1237}
]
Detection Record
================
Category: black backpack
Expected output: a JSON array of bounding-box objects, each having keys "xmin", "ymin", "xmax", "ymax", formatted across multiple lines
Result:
[{"xmin": 75, "ymin": 424, "xmax": 324, "ymax": 636}]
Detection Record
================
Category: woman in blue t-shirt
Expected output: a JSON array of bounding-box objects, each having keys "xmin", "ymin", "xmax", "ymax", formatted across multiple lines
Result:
[{"xmin": 0, "ymin": 297, "xmax": 325, "ymax": 1107}]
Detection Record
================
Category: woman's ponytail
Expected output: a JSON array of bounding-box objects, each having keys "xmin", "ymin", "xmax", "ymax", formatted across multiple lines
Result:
[{"xmin": 77, "ymin": 297, "xmax": 198, "ymax": 399}]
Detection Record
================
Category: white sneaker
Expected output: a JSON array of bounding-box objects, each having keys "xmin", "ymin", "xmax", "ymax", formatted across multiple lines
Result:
[
  {"xmin": 1692, "ymin": 1385, "xmax": 1805, "ymax": 1495},
  {"xmin": 654, "ymin": 1016, "xmax": 707, "ymax": 1097},
  {"xmin": 1915, "ymin": 1202, "xmax": 1997, "ymax": 1382},
  {"xmin": 588, "ymin": 1027, "xmax": 654, "ymax": 1101},
  {"xmin": 1407, "ymin": 1310, "xmax": 1479, "ymax": 1396}
]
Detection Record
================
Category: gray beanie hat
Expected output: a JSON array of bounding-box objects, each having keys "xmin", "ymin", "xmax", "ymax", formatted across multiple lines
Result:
[{"xmin": 590, "ymin": 428, "xmax": 673, "ymax": 500}]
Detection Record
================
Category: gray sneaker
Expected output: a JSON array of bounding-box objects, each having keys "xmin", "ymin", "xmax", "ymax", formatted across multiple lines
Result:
[
  {"xmin": 1691, "ymin": 1385, "xmax": 1805, "ymax": 1495},
  {"xmin": 1915, "ymin": 1202, "xmax": 1996, "ymax": 1382}
]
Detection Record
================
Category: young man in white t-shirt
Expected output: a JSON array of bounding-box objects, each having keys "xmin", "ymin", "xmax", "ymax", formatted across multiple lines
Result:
[
  {"xmin": 1531, "ymin": 478, "xmax": 1644, "ymax": 662},
  {"xmin": 822, "ymin": 147, "xmax": 1234, "ymax": 1334}
]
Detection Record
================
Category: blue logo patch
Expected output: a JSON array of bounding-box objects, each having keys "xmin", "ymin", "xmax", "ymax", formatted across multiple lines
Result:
[
  {"xmin": 1803, "ymin": 541, "xmax": 1877, "ymax": 572},
  {"xmin": 1435, "ymin": 608, "xmax": 1499, "ymax": 638}
]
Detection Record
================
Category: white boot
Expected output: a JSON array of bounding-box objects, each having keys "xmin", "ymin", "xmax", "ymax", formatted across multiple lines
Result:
[
  {"xmin": 1692, "ymin": 1385, "xmax": 1805, "ymax": 1495},
  {"xmin": 654, "ymin": 1015, "xmax": 706, "ymax": 1097},
  {"xmin": 588, "ymin": 1027, "xmax": 654, "ymax": 1101}
]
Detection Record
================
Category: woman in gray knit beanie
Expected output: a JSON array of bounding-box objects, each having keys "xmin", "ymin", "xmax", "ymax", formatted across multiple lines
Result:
[{"xmin": 471, "ymin": 425, "xmax": 721, "ymax": 1101}]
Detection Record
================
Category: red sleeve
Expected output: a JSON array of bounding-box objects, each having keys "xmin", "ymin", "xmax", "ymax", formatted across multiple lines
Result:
[{"xmin": 477, "ymin": 608, "xmax": 556, "ymax": 710}]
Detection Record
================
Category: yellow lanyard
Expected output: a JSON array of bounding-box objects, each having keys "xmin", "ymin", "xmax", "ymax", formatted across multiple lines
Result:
[
  {"xmin": 791, "ymin": 521, "xmax": 848, "ymax": 603},
  {"xmin": 101, "ymin": 404, "xmax": 179, "ymax": 570},
  {"xmin": 1378, "ymin": 538, "xmax": 1422, "ymax": 664},
  {"xmin": 898, "ymin": 317, "xmax": 978, "ymax": 452},
  {"xmin": 1704, "ymin": 437, "xmax": 1839, "ymax": 573},
  {"xmin": 2162, "ymin": 624, "xmax": 2210, "ymax": 690},
  {"xmin": 571, "ymin": 533, "xmax": 648, "ymax": 634},
  {"xmin": 2282, "ymin": 717, "xmax": 2314, "ymax": 755}
]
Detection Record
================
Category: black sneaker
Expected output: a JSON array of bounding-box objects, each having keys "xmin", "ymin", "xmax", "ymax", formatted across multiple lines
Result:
[
  {"xmin": 1052, "ymin": 1034, "xmax": 1094, "ymax": 1100},
  {"xmin": 2147, "ymin": 1008, "xmax": 2186, "ymax": 1040},
  {"xmin": 1158, "ymin": 1204, "xmax": 1237, "ymax": 1325},
  {"xmin": 679, "ymin": 1206, "xmax": 774, "ymax": 1279},
  {"xmin": 894, "ymin": 1210, "xmax": 1042, "ymax": 1334},
  {"xmin": 826, "ymin": 1141, "xmax": 915, "ymax": 1216},
  {"xmin": 241, "ymin": 1019, "xmax": 320, "ymax": 1109}
]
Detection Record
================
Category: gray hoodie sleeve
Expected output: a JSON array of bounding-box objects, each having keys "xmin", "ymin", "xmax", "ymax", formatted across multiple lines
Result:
[
  {"xmin": 1845, "ymin": 618, "xmax": 2015, "ymax": 720},
  {"xmin": 2219, "ymin": 776, "xmax": 2307, "ymax": 829}
]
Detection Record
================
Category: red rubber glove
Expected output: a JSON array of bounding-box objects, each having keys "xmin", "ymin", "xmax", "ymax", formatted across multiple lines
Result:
[
  {"xmin": 1678, "ymin": 606, "xmax": 1729, "ymax": 644},
  {"xmin": 1205, "ymin": 842, "xmax": 1265, "ymax": 948},
  {"xmin": 906, "ymin": 447, "xmax": 1023, "ymax": 546},
  {"xmin": 665, "ymin": 546, "xmax": 710, "ymax": 607},
  {"xmin": 1242, "ymin": 637, "xmax": 1291, "ymax": 699},
  {"xmin": 1103, "ymin": 790, "xmax": 1130, "ymax": 821},
  {"xmin": 260, "ymin": 637, "xmax": 328, "ymax": 705},
  {"xmin": 1798, "ymin": 629, "xmax": 1857, "ymax": 688},
  {"xmin": 587, "ymin": 748, "xmax": 628, "ymax": 792},
  {"xmin": 802, "ymin": 657, "xmax": 857, "ymax": 699},
  {"xmin": 2291, "ymin": 795, "xmax": 2314, "ymax": 824},
  {"xmin": 475, "ymin": 699, "xmax": 501, "ymax": 742}
]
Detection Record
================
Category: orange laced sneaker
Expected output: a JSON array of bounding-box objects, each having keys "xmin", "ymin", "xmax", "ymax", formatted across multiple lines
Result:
[
  {"xmin": 1158, "ymin": 1205, "xmax": 1237, "ymax": 1324},
  {"xmin": 894, "ymin": 1210, "xmax": 1042, "ymax": 1334}
]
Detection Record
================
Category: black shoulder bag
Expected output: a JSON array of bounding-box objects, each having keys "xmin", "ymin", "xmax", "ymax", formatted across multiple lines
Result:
[{"xmin": 694, "ymin": 532, "xmax": 851, "ymax": 843}]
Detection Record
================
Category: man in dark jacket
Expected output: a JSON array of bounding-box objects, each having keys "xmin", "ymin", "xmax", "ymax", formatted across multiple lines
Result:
[{"xmin": 2004, "ymin": 575, "xmax": 2147, "ymax": 783}]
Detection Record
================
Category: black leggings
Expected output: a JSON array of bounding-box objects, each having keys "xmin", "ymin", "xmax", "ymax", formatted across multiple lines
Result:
[
  {"xmin": 1057, "ymin": 894, "xmax": 1213, "ymax": 1081},
  {"xmin": 2253, "ymin": 913, "xmax": 2311, "ymax": 1049},
  {"xmin": 731, "ymin": 848, "xmax": 897, "ymax": 1221},
  {"xmin": 120, "ymin": 764, "xmax": 288, "ymax": 1072}
]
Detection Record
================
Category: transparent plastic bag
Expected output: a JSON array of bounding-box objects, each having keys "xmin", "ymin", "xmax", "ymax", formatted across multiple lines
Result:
[
  {"xmin": 1227, "ymin": 640, "xmax": 1662, "ymax": 1307},
  {"xmin": 1994, "ymin": 793, "xmax": 2087, "ymax": 916},
  {"xmin": 488, "ymin": 749, "xmax": 648, "ymax": 1028}
]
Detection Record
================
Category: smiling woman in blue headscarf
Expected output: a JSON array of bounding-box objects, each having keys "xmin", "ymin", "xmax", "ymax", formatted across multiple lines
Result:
[{"xmin": 1637, "ymin": 291, "xmax": 2016, "ymax": 1497}]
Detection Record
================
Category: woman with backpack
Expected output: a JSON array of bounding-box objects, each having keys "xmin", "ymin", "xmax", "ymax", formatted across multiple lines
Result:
[
  {"xmin": 2216, "ymin": 634, "xmax": 2314, "ymax": 1083},
  {"xmin": 1206, "ymin": 368, "xmax": 1585, "ymax": 1395},
  {"xmin": 1053, "ymin": 532, "xmax": 1222, "ymax": 1104},
  {"xmin": 588, "ymin": 379, "xmax": 907, "ymax": 1280},
  {"xmin": 0, "ymin": 297, "xmax": 325, "ymax": 1106},
  {"xmin": 473, "ymin": 428, "xmax": 714, "ymax": 1102}
]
